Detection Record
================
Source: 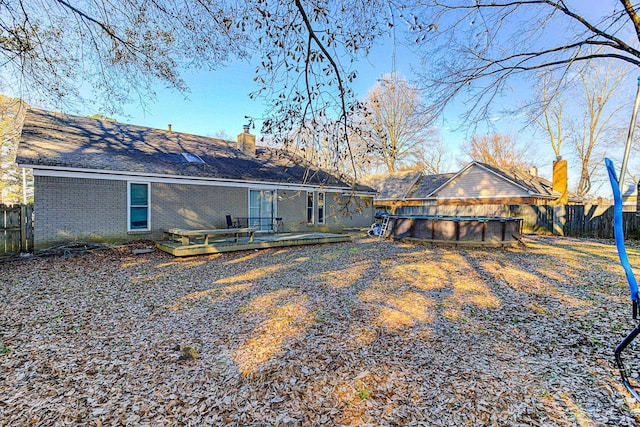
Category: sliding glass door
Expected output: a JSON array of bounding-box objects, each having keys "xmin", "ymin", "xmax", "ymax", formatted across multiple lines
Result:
[{"xmin": 249, "ymin": 190, "xmax": 275, "ymax": 231}]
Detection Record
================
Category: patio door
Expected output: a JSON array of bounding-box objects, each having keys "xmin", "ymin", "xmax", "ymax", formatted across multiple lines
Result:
[{"xmin": 249, "ymin": 190, "xmax": 275, "ymax": 231}]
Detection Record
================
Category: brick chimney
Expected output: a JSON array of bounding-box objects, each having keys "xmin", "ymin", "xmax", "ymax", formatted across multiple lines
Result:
[
  {"xmin": 552, "ymin": 158, "xmax": 569, "ymax": 204},
  {"xmin": 237, "ymin": 124, "xmax": 256, "ymax": 156}
]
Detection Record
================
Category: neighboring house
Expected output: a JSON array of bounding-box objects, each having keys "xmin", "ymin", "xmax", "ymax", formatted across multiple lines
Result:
[
  {"xmin": 362, "ymin": 161, "xmax": 582, "ymax": 216},
  {"xmin": 357, "ymin": 170, "xmax": 421, "ymax": 210},
  {"xmin": 361, "ymin": 170, "xmax": 454, "ymax": 210},
  {"xmin": 16, "ymin": 109, "xmax": 375, "ymax": 249}
]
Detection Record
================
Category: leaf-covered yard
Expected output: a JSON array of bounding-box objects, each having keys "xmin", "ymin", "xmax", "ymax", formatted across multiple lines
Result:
[{"xmin": 2, "ymin": 235, "xmax": 640, "ymax": 426}]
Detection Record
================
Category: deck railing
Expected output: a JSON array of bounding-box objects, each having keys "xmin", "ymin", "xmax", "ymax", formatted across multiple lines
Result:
[{"xmin": 234, "ymin": 217, "xmax": 283, "ymax": 232}]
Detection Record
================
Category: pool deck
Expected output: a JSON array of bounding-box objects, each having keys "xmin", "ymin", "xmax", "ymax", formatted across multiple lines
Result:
[{"xmin": 156, "ymin": 232, "xmax": 352, "ymax": 257}]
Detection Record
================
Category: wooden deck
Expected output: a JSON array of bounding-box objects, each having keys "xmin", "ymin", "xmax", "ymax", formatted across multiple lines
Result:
[
  {"xmin": 164, "ymin": 227, "xmax": 256, "ymax": 246},
  {"xmin": 156, "ymin": 232, "xmax": 352, "ymax": 257}
]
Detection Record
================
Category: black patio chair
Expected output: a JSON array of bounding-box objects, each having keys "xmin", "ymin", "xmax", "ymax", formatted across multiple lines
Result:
[{"xmin": 225, "ymin": 214, "xmax": 236, "ymax": 229}]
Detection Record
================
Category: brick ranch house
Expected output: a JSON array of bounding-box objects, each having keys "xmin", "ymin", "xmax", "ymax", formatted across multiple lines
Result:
[{"xmin": 17, "ymin": 109, "xmax": 375, "ymax": 250}]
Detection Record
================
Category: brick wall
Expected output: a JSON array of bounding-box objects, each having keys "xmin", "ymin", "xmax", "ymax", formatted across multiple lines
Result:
[
  {"xmin": 277, "ymin": 190, "xmax": 374, "ymax": 232},
  {"xmin": 34, "ymin": 176, "xmax": 374, "ymax": 248},
  {"xmin": 152, "ymin": 182, "xmax": 247, "ymax": 231},
  {"xmin": 35, "ymin": 176, "xmax": 127, "ymax": 249},
  {"xmin": 34, "ymin": 176, "xmax": 249, "ymax": 249}
]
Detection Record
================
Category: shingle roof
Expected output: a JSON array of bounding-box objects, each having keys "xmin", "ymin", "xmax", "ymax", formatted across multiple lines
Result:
[
  {"xmin": 359, "ymin": 170, "xmax": 422, "ymax": 200},
  {"xmin": 17, "ymin": 109, "xmax": 373, "ymax": 191},
  {"xmin": 405, "ymin": 173, "xmax": 455, "ymax": 199},
  {"xmin": 361, "ymin": 161, "xmax": 582, "ymax": 203}
]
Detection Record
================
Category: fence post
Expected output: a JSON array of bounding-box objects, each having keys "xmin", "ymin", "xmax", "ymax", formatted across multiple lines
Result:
[
  {"xmin": 553, "ymin": 205, "xmax": 566, "ymax": 236},
  {"xmin": 20, "ymin": 204, "xmax": 27, "ymax": 252}
]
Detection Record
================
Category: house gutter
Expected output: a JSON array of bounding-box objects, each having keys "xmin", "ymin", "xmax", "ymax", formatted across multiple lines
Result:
[{"xmin": 422, "ymin": 193, "xmax": 554, "ymax": 201}]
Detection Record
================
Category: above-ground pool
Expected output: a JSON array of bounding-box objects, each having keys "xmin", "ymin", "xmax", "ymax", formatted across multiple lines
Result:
[{"xmin": 387, "ymin": 215, "xmax": 523, "ymax": 246}]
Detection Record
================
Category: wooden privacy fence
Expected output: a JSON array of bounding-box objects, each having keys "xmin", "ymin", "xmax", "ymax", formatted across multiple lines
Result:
[
  {"xmin": 559, "ymin": 204, "xmax": 640, "ymax": 239},
  {"xmin": 1, "ymin": 204, "xmax": 34, "ymax": 253},
  {"xmin": 510, "ymin": 204, "xmax": 640, "ymax": 239}
]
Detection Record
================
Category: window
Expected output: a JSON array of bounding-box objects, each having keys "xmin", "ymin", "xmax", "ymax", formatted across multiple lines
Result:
[
  {"xmin": 318, "ymin": 192, "xmax": 325, "ymax": 224},
  {"xmin": 249, "ymin": 189, "xmax": 276, "ymax": 231},
  {"xmin": 181, "ymin": 152, "xmax": 205, "ymax": 163},
  {"xmin": 307, "ymin": 191, "xmax": 314, "ymax": 224},
  {"xmin": 128, "ymin": 182, "xmax": 150, "ymax": 231}
]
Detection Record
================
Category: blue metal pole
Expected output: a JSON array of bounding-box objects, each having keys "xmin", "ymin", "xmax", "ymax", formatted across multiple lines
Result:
[{"xmin": 606, "ymin": 158, "xmax": 639, "ymax": 302}]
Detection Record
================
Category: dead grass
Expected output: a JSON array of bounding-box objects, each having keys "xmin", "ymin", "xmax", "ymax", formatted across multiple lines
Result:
[{"xmin": 2, "ymin": 234, "xmax": 640, "ymax": 426}]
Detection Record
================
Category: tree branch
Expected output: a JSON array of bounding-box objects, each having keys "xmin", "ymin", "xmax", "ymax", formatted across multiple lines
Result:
[
  {"xmin": 293, "ymin": 0, "xmax": 357, "ymax": 179},
  {"xmin": 53, "ymin": 0, "xmax": 132, "ymax": 49},
  {"xmin": 619, "ymin": 0, "xmax": 640, "ymax": 43}
]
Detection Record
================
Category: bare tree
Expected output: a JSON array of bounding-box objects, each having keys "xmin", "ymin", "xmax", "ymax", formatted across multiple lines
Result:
[
  {"xmin": 251, "ymin": 0, "xmax": 396, "ymax": 176},
  {"xmin": 525, "ymin": 60, "xmax": 630, "ymax": 197},
  {"xmin": 460, "ymin": 133, "xmax": 529, "ymax": 169},
  {"xmin": 354, "ymin": 73, "xmax": 437, "ymax": 173},
  {"xmin": 527, "ymin": 71, "xmax": 567, "ymax": 160},
  {"xmin": 281, "ymin": 118, "xmax": 345, "ymax": 174},
  {"xmin": 208, "ymin": 129, "xmax": 233, "ymax": 141},
  {"xmin": 1, "ymin": 0, "xmax": 250, "ymax": 113},
  {"xmin": 415, "ymin": 136, "xmax": 449, "ymax": 175},
  {"xmin": 413, "ymin": 1, "xmax": 640, "ymax": 124},
  {"xmin": 569, "ymin": 61, "xmax": 627, "ymax": 197},
  {"xmin": 0, "ymin": 95, "xmax": 31, "ymax": 204},
  {"xmin": 9, "ymin": 1, "xmax": 639, "ymax": 181}
]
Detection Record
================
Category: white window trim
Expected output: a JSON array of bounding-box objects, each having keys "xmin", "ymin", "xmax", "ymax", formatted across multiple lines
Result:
[
  {"xmin": 247, "ymin": 188, "xmax": 278, "ymax": 232},
  {"xmin": 127, "ymin": 181, "xmax": 151, "ymax": 232},
  {"xmin": 307, "ymin": 191, "xmax": 315, "ymax": 225},
  {"xmin": 318, "ymin": 192, "xmax": 325, "ymax": 225}
]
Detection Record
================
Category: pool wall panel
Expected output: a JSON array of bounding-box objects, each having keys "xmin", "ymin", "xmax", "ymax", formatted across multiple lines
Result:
[{"xmin": 388, "ymin": 216, "xmax": 522, "ymax": 246}]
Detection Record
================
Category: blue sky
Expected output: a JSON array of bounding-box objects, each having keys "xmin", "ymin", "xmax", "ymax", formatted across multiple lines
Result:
[
  {"xmin": 107, "ymin": 41, "xmax": 416, "ymax": 136},
  {"xmin": 79, "ymin": 39, "xmax": 481, "ymax": 173},
  {"xmin": 58, "ymin": 1, "xmax": 637, "ymax": 193}
]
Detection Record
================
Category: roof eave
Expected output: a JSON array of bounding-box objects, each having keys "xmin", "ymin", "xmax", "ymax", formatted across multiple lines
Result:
[{"xmin": 23, "ymin": 163, "xmax": 375, "ymax": 193}]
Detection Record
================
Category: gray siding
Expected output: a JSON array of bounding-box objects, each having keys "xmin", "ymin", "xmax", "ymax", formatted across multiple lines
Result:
[
  {"xmin": 327, "ymin": 195, "xmax": 374, "ymax": 229},
  {"xmin": 276, "ymin": 190, "xmax": 307, "ymax": 232},
  {"xmin": 436, "ymin": 165, "xmax": 527, "ymax": 199}
]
